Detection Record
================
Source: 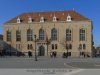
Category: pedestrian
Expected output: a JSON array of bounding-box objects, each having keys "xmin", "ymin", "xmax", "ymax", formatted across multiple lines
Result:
[
  {"xmin": 54, "ymin": 51, "xmax": 57, "ymax": 58},
  {"xmin": 65, "ymin": 52, "xmax": 68, "ymax": 58},
  {"xmin": 52, "ymin": 52, "xmax": 54, "ymax": 58},
  {"xmin": 62, "ymin": 52, "xmax": 66, "ymax": 58},
  {"xmin": 50, "ymin": 52, "xmax": 53, "ymax": 58},
  {"xmin": 28, "ymin": 51, "xmax": 32, "ymax": 58},
  {"xmin": 55, "ymin": 52, "xmax": 57, "ymax": 58},
  {"xmin": 84, "ymin": 54, "xmax": 85, "ymax": 58}
]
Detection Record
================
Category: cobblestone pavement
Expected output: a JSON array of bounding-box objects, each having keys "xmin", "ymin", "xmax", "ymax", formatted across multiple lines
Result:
[{"xmin": 0, "ymin": 56, "xmax": 100, "ymax": 69}]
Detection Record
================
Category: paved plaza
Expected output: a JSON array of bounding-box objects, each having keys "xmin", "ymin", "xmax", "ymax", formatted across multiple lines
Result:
[{"xmin": 0, "ymin": 56, "xmax": 100, "ymax": 69}]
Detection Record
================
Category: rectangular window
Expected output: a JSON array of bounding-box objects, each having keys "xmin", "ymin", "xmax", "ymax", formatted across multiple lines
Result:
[
  {"xmin": 16, "ymin": 30, "xmax": 21, "ymax": 41},
  {"xmin": 80, "ymin": 52, "xmax": 84, "ymax": 56},
  {"xmin": 79, "ymin": 29, "xmax": 85, "ymax": 41},
  {"xmin": 7, "ymin": 31, "xmax": 11, "ymax": 42},
  {"xmin": 68, "ymin": 52, "xmax": 71, "ymax": 56},
  {"xmin": 52, "ymin": 44, "xmax": 54, "ymax": 50},
  {"xmin": 66, "ymin": 29, "xmax": 72, "ymax": 41},
  {"xmin": 27, "ymin": 29, "xmax": 33, "ymax": 41},
  {"xmin": 51, "ymin": 28, "xmax": 57, "ymax": 41},
  {"xmin": 30, "ymin": 44, "xmax": 33, "ymax": 50},
  {"xmin": 55, "ymin": 44, "xmax": 57, "ymax": 49},
  {"xmin": 27, "ymin": 44, "xmax": 33, "ymax": 50}
]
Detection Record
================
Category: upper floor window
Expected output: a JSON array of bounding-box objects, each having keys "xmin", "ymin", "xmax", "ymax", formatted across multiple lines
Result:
[
  {"xmin": 27, "ymin": 29, "xmax": 33, "ymax": 41},
  {"xmin": 16, "ymin": 30, "xmax": 21, "ymax": 41},
  {"xmin": 66, "ymin": 29, "xmax": 72, "ymax": 41},
  {"xmin": 67, "ymin": 14, "xmax": 72, "ymax": 22},
  {"xmin": 51, "ymin": 28, "xmax": 57, "ymax": 40},
  {"xmin": 17, "ymin": 17, "xmax": 21, "ymax": 23},
  {"xmin": 40, "ymin": 17, "xmax": 44, "ymax": 22},
  {"xmin": 6, "ymin": 31, "xmax": 11, "ymax": 42},
  {"xmin": 79, "ymin": 28, "xmax": 85, "ymax": 41},
  {"xmin": 39, "ymin": 29, "xmax": 45, "ymax": 40}
]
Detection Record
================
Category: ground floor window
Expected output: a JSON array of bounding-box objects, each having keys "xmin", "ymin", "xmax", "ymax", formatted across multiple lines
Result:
[
  {"xmin": 52, "ymin": 44, "xmax": 54, "ymax": 50},
  {"xmin": 80, "ymin": 52, "xmax": 84, "ymax": 56},
  {"xmin": 51, "ymin": 44, "xmax": 58, "ymax": 50},
  {"xmin": 68, "ymin": 52, "xmax": 71, "ymax": 56},
  {"xmin": 27, "ymin": 44, "xmax": 33, "ymax": 50}
]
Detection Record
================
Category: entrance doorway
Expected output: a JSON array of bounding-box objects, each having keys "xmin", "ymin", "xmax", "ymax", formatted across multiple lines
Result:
[{"xmin": 38, "ymin": 46, "xmax": 45, "ymax": 56}]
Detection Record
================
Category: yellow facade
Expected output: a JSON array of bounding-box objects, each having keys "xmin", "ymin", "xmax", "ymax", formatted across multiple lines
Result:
[{"xmin": 3, "ymin": 10, "xmax": 93, "ymax": 57}]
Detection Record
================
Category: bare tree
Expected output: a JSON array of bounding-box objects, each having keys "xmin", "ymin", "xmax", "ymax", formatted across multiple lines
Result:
[{"xmin": 60, "ymin": 38, "xmax": 69, "ymax": 57}]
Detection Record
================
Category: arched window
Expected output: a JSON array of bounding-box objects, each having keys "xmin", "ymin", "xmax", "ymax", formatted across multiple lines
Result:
[
  {"xmin": 80, "ymin": 28, "xmax": 85, "ymax": 41},
  {"xmin": 7, "ymin": 31, "xmax": 11, "ymax": 41},
  {"xmin": 16, "ymin": 30, "xmax": 21, "ymax": 41},
  {"xmin": 51, "ymin": 28, "xmax": 57, "ymax": 40},
  {"xmin": 27, "ymin": 29, "xmax": 33, "ymax": 41},
  {"xmin": 39, "ymin": 29, "xmax": 45, "ymax": 40},
  {"xmin": 66, "ymin": 29, "xmax": 72, "ymax": 41},
  {"xmin": 83, "ymin": 44, "xmax": 86, "ymax": 50}
]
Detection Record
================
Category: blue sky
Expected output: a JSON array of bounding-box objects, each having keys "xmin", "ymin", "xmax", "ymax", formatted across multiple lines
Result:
[{"xmin": 0, "ymin": 0, "xmax": 100, "ymax": 46}]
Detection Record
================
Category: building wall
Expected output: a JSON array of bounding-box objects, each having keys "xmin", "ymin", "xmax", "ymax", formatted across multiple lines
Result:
[{"xmin": 3, "ymin": 20, "xmax": 93, "ymax": 57}]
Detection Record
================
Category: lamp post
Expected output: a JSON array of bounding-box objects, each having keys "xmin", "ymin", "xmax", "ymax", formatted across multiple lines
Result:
[{"xmin": 34, "ymin": 35, "xmax": 37, "ymax": 61}]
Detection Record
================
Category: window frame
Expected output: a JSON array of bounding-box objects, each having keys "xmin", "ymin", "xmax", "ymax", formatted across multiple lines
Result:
[{"xmin": 51, "ymin": 28, "xmax": 57, "ymax": 40}]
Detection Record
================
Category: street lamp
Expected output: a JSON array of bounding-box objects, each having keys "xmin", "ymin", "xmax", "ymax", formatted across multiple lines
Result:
[{"xmin": 34, "ymin": 35, "xmax": 38, "ymax": 61}]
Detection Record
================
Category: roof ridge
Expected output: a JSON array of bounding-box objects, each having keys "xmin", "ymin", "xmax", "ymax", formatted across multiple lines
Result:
[{"xmin": 24, "ymin": 10, "xmax": 75, "ymax": 14}]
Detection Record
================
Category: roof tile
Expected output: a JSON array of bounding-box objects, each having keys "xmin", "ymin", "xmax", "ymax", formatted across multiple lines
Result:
[{"xmin": 5, "ymin": 10, "xmax": 89, "ymax": 24}]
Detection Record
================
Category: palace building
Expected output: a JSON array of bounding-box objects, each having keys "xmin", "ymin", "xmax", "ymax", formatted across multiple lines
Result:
[{"xmin": 3, "ymin": 10, "xmax": 93, "ymax": 57}]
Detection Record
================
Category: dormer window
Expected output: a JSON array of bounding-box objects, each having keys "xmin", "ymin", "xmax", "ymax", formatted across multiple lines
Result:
[
  {"xmin": 40, "ymin": 17, "xmax": 44, "ymax": 23},
  {"xmin": 67, "ymin": 14, "xmax": 72, "ymax": 22},
  {"xmin": 17, "ymin": 17, "xmax": 21, "ymax": 23},
  {"xmin": 53, "ymin": 15, "xmax": 57, "ymax": 22},
  {"xmin": 28, "ymin": 17, "xmax": 32, "ymax": 23}
]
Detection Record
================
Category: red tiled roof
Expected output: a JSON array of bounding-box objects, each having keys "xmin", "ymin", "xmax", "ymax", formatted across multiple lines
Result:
[{"xmin": 5, "ymin": 10, "xmax": 90, "ymax": 24}]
